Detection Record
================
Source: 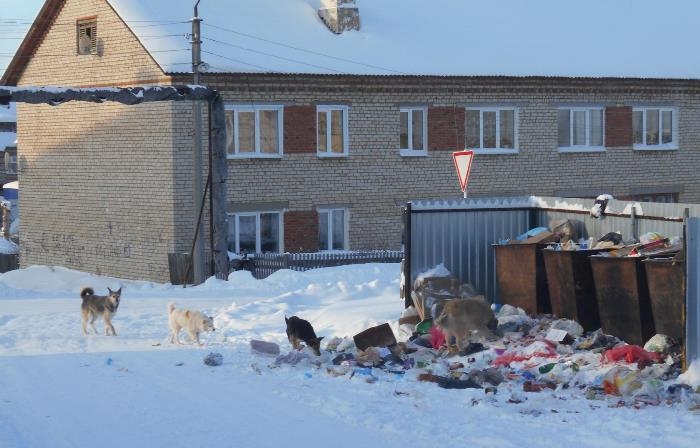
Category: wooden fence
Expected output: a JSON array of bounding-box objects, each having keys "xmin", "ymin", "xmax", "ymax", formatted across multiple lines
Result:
[{"xmin": 233, "ymin": 250, "xmax": 404, "ymax": 279}]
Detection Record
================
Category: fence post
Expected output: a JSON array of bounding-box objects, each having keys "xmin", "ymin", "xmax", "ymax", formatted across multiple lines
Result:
[{"xmin": 402, "ymin": 203, "xmax": 412, "ymax": 308}]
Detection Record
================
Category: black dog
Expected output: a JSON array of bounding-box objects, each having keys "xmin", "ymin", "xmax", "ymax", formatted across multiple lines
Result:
[{"xmin": 285, "ymin": 315, "xmax": 324, "ymax": 356}]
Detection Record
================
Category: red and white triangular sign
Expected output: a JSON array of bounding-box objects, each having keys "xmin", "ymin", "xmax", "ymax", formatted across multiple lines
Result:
[{"xmin": 452, "ymin": 150, "xmax": 474, "ymax": 193}]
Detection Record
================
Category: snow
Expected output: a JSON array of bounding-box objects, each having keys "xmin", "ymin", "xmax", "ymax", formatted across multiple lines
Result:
[
  {"xmin": 104, "ymin": 0, "xmax": 700, "ymax": 78},
  {"xmin": 1, "ymin": 263, "xmax": 699, "ymax": 448}
]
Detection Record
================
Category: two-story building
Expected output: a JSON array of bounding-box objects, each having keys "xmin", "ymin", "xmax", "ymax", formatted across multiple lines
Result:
[{"xmin": 3, "ymin": 0, "xmax": 700, "ymax": 282}]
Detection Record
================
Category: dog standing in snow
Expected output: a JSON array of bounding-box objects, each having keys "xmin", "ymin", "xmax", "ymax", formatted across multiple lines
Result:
[
  {"xmin": 433, "ymin": 296, "xmax": 498, "ymax": 350},
  {"xmin": 80, "ymin": 286, "xmax": 121, "ymax": 336},
  {"xmin": 285, "ymin": 315, "xmax": 324, "ymax": 356},
  {"xmin": 168, "ymin": 302, "xmax": 215, "ymax": 345}
]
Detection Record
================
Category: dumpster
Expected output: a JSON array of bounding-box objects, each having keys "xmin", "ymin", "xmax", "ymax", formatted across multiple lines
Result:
[
  {"xmin": 589, "ymin": 256, "xmax": 655, "ymax": 346},
  {"xmin": 543, "ymin": 248, "xmax": 610, "ymax": 331},
  {"xmin": 494, "ymin": 243, "xmax": 551, "ymax": 315},
  {"xmin": 643, "ymin": 257, "xmax": 685, "ymax": 344}
]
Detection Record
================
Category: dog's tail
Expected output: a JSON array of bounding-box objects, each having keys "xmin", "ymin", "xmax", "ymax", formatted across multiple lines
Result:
[
  {"xmin": 80, "ymin": 287, "xmax": 94, "ymax": 299},
  {"xmin": 168, "ymin": 302, "xmax": 176, "ymax": 314}
]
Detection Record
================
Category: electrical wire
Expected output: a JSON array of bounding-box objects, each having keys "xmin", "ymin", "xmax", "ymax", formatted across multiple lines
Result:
[{"xmin": 203, "ymin": 22, "xmax": 406, "ymax": 75}]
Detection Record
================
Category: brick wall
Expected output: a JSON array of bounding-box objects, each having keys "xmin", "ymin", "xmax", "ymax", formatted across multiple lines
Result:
[
  {"xmin": 428, "ymin": 107, "xmax": 465, "ymax": 151},
  {"xmin": 15, "ymin": 0, "xmax": 197, "ymax": 282},
  {"xmin": 284, "ymin": 210, "xmax": 319, "ymax": 252},
  {"xmin": 284, "ymin": 106, "xmax": 316, "ymax": 154},
  {"xmin": 605, "ymin": 106, "xmax": 633, "ymax": 148}
]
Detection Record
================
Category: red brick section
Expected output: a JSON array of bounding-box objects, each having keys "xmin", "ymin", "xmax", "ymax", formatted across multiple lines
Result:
[
  {"xmin": 284, "ymin": 210, "xmax": 319, "ymax": 252},
  {"xmin": 605, "ymin": 106, "xmax": 633, "ymax": 147},
  {"xmin": 284, "ymin": 106, "xmax": 316, "ymax": 153},
  {"xmin": 428, "ymin": 107, "xmax": 465, "ymax": 151}
]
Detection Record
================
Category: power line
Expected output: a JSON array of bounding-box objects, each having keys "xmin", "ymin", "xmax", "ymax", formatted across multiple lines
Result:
[
  {"xmin": 203, "ymin": 37, "xmax": 342, "ymax": 73},
  {"xmin": 203, "ymin": 22, "xmax": 406, "ymax": 75},
  {"xmin": 201, "ymin": 50, "xmax": 275, "ymax": 72}
]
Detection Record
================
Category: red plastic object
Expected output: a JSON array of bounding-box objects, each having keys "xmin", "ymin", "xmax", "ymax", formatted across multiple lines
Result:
[
  {"xmin": 430, "ymin": 325, "xmax": 446, "ymax": 349},
  {"xmin": 602, "ymin": 345, "xmax": 661, "ymax": 364}
]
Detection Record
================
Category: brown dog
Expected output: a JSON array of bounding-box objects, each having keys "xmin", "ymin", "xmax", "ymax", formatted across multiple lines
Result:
[{"xmin": 433, "ymin": 296, "xmax": 498, "ymax": 349}]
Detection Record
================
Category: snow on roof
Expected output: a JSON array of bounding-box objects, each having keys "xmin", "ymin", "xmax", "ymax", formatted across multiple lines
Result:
[{"xmin": 107, "ymin": 0, "xmax": 700, "ymax": 78}]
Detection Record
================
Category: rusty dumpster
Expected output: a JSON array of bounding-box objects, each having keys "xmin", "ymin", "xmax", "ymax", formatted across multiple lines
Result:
[
  {"xmin": 643, "ymin": 257, "xmax": 685, "ymax": 344},
  {"xmin": 589, "ymin": 255, "xmax": 655, "ymax": 346},
  {"xmin": 543, "ymin": 248, "xmax": 610, "ymax": 332},
  {"xmin": 494, "ymin": 243, "xmax": 551, "ymax": 316}
]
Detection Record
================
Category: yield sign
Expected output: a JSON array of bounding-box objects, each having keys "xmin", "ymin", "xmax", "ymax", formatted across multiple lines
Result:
[{"xmin": 452, "ymin": 150, "xmax": 474, "ymax": 193}]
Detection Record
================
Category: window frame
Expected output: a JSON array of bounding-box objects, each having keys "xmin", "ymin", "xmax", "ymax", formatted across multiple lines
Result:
[
  {"xmin": 225, "ymin": 104, "xmax": 284, "ymax": 159},
  {"xmin": 557, "ymin": 106, "xmax": 605, "ymax": 153},
  {"xmin": 316, "ymin": 105, "xmax": 349, "ymax": 157},
  {"xmin": 227, "ymin": 211, "xmax": 283, "ymax": 255},
  {"xmin": 632, "ymin": 106, "xmax": 679, "ymax": 151},
  {"xmin": 76, "ymin": 18, "xmax": 97, "ymax": 55},
  {"xmin": 464, "ymin": 106, "xmax": 519, "ymax": 154},
  {"xmin": 318, "ymin": 207, "xmax": 349, "ymax": 252},
  {"xmin": 399, "ymin": 106, "xmax": 427, "ymax": 157}
]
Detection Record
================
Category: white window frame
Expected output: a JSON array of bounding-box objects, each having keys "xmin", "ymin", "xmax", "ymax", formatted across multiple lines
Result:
[
  {"xmin": 316, "ymin": 105, "xmax": 349, "ymax": 157},
  {"xmin": 465, "ymin": 106, "xmax": 518, "ymax": 155},
  {"xmin": 633, "ymin": 107, "xmax": 679, "ymax": 151},
  {"xmin": 77, "ymin": 19, "xmax": 97, "ymax": 55},
  {"xmin": 557, "ymin": 107, "xmax": 605, "ymax": 153},
  {"xmin": 399, "ymin": 107, "xmax": 427, "ymax": 157},
  {"xmin": 318, "ymin": 207, "xmax": 349, "ymax": 251},
  {"xmin": 225, "ymin": 105, "xmax": 284, "ymax": 158},
  {"xmin": 227, "ymin": 211, "xmax": 283, "ymax": 254}
]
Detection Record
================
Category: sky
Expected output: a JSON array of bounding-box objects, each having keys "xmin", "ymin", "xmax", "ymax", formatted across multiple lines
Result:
[
  {"xmin": 1, "ymin": 262, "xmax": 699, "ymax": 448},
  {"xmin": 0, "ymin": 0, "xmax": 44, "ymax": 79}
]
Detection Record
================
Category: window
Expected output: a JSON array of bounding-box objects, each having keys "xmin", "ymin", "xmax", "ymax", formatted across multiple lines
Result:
[
  {"xmin": 225, "ymin": 105, "xmax": 283, "ymax": 157},
  {"xmin": 400, "ymin": 107, "xmax": 427, "ymax": 156},
  {"xmin": 465, "ymin": 107, "xmax": 517, "ymax": 153},
  {"xmin": 558, "ymin": 107, "xmax": 604, "ymax": 151},
  {"xmin": 77, "ymin": 19, "xmax": 97, "ymax": 55},
  {"xmin": 4, "ymin": 152, "xmax": 16, "ymax": 174},
  {"xmin": 318, "ymin": 208, "xmax": 347, "ymax": 251},
  {"xmin": 317, "ymin": 106, "xmax": 348, "ymax": 156},
  {"xmin": 227, "ymin": 212, "xmax": 282, "ymax": 254},
  {"xmin": 633, "ymin": 107, "xmax": 678, "ymax": 149}
]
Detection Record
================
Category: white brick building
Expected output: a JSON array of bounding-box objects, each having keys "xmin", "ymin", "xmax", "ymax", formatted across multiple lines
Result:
[{"xmin": 3, "ymin": 0, "xmax": 700, "ymax": 281}]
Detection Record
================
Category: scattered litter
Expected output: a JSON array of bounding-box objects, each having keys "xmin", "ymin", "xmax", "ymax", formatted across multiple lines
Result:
[
  {"xmin": 203, "ymin": 352, "xmax": 223, "ymax": 366},
  {"xmin": 250, "ymin": 339, "xmax": 280, "ymax": 356}
]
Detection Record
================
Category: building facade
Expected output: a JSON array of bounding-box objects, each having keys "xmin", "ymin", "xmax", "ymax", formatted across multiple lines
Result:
[{"xmin": 3, "ymin": 0, "xmax": 700, "ymax": 282}]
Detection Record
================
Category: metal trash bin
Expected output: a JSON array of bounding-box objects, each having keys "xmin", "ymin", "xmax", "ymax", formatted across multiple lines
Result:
[
  {"xmin": 590, "ymin": 256, "xmax": 655, "ymax": 346},
  {"xmin": 543, "ymin": 248, "xmax": 610, "ymax": 332},
  {"xmin": 643, "ymin": 257, "xmax": 685, "ymax": 344},
  {"xmin": 494, "ymin": 243, "xmax": 551, "ymax": 316}
]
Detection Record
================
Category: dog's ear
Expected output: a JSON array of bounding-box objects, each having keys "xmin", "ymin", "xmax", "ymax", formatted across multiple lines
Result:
[
  {"xmin": 317, "ymin": 336, "xmax": 324, "ymax": 342},
  {"xmin": 185, "ymin": 310, "xmax": 191, "ymax": 318},
  {"xmin": 116, "ymin": 287, "xmax": 122, "ymax": 294}
]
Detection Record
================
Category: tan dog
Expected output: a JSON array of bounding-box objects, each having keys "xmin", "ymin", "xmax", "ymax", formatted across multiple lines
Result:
[
  {"xmin": 433, "ymin": 296, "xmax": 498, "ymax": 349},
  {"xmin": 80, "ymin": 287, "xmax": 121, "ymax": 336},
  {"xmin": 168, "ymin": 302, "xmax": 215, "ymax": 345}
]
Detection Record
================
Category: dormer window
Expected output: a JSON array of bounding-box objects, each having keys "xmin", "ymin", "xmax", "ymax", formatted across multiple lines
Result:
[{"xmin": 77, "ymin": 18, "xmax": 97, "ymax": 55}]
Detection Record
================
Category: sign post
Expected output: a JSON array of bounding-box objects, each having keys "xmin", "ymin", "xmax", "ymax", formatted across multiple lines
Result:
[{"xmin": 452, "ymin": 150, "xmax": 474, "ymax": 199}]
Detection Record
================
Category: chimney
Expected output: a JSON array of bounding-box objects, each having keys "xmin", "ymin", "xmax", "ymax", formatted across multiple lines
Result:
[{"xmin": 318, "ymin": 0, "xmax": 360, "ymax": 34}]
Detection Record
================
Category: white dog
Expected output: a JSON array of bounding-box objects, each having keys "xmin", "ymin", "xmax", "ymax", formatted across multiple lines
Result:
[{"xmin": 168, "ymin": 302, "xmax": 215, "ymax": 345}]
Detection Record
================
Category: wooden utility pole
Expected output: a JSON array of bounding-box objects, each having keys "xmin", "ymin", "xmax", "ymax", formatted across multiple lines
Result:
[{"xmin": 191, "ymin": 0, "xmax": 206, "ymax": 283}]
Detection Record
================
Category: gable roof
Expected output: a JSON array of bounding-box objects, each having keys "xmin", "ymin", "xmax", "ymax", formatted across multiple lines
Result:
[{"xmin": 4, "ymin": 0, "xmax": 700, "ymax": 85}]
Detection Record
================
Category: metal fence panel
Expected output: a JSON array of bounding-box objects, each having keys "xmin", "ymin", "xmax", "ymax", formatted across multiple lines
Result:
[{"xmin": 687, "ymin": 218, "xmax": 700, "ymax": 365}]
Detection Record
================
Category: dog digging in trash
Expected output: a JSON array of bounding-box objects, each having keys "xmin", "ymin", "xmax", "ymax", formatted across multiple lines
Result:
[
  {"xmin": 80, "ymin": 286, "xmax": 122, "ymax": 336},
  {"xmin": 168, "ymin": 302, "xmax": 215, "ymax": 345},
  {"xmin": 433, "ymin": 296, "xmax": 499, "ymax": 350},
  {"xmin": 285, "ymin": 315, "xmax": 324, "ymax": 356}
]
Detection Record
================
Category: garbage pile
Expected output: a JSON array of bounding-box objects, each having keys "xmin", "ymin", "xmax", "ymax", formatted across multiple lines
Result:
[{"xmin": 249, "ymin": 270, "xmax": 700, "ymax": 411}]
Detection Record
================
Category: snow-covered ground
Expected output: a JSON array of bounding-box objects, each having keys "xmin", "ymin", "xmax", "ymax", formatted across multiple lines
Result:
[{"xmin": 1, "ymin": 263, "xmax": 699, "ymax": 448}]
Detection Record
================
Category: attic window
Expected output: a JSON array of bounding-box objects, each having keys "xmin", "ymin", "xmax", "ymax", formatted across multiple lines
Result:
[{"xmin": 77, "ymin": 19, "xmax": 97, "ymax": 55}]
